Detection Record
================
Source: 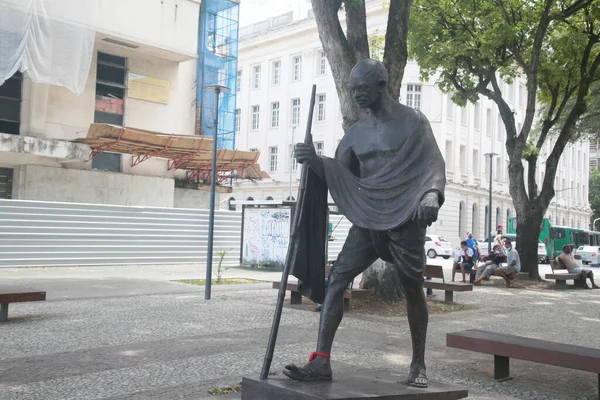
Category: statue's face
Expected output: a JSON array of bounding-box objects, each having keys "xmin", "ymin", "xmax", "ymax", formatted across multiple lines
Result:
[{"xmin": 348, "ymin": 73, "xmax": 384, "ymax": 109}]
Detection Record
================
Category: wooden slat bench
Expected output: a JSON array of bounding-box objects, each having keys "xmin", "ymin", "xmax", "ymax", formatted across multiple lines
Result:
[
  {"xmin": 545, "ymin": 260, "xmax": 586, "ymax": 290},
  {"xmin": 0, "ymin": 287, "xmax": 46, "ymax": 322},
  {"xmin": 447, "ymin": 329, "xmax": 600, "ymax": 397},
  {"xmin": 423, "ymin": 264, "xmax": 472, "ymax": 303},
  {"xmin": 272, "ymin": 281, "xmax": 370, "ymax": 312}
]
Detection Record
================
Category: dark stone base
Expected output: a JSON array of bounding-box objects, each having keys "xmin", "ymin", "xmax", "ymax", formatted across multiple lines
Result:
[{"xmin": 241, "ymin": 371, "xmax": 468, "ymax": 400}]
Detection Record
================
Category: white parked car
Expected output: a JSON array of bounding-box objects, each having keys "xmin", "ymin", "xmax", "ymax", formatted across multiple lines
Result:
[
  {"xmin": 478, "ymin": 233, "xmax": 548, "ymax": 263},
  {"xmin": 425, "ymin": 235, "xmax": 453, "ymax": 259},
  {"xmin": 575, "ymin": 246, "xmax": 600, "ymax": 265}
]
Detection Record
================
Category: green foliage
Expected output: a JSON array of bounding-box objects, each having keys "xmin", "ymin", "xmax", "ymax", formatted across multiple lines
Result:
[
  {"xmin": 368, "ymin": 31, "xmax": 385, "ymax": 61},
  {"xmin": 522, "ymin": 140, "xmax": 540, "ymax": 160},
  {"xmin": 589, "ymin": 168, "xmax": 600, "ymax": 223},
  {"xmin": 216, "ymin": 248, "xmax": 231, "ymax": 282}
]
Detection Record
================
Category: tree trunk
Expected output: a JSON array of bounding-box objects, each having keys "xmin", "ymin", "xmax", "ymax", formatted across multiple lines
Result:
[
  {"xmin": 359, "ymin": 259, "xmax": 405, "ymax": 302},
  {"xmin": 514, "ymin": 207, "xmax": 544, "ymax": 280}
]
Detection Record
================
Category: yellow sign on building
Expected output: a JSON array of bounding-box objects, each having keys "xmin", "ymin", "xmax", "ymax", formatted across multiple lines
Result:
[{"xmin": 128, "ymin": 73, "xmax": 170, "ymax": 104}]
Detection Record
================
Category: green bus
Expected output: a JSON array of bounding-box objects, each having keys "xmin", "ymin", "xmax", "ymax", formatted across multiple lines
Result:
[{"xmin": 507, "ymin": 217, "xmax": 587, "ymax": 259}]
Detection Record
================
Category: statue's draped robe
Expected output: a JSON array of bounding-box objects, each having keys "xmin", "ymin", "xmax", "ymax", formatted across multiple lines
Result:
[{"xmin": 290, "ymin": 110, "xmax": 446, "ymax": 304}]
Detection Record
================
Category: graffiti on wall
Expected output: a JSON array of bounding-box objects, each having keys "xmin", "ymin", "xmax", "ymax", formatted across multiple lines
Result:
[{"xmin": 242, "ymin": 207, "xmax": 291, "ymax": 267}]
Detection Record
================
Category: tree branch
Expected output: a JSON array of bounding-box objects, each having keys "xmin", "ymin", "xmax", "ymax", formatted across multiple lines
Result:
[
  {"xmin": 383, "ymin": 0, "xmax": 412, "ymax": 99},
  {"xmin": 311, "ymin": 0, "xmax": 362, "ymax": 130},
  {"xmin": 345, "ymin": 0, "xmax": 370, "ymax": 62}
]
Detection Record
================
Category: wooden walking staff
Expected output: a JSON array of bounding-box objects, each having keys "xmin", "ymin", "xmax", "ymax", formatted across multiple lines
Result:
[{"xmin": 260, "ymin": 84, "xmax": 318, "ymax": 380}]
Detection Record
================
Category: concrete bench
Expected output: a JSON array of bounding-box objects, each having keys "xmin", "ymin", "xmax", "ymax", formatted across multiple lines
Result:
[
  {"xmin": 424, "ymin": 264, "xmax": 472, "ymax": 303},
  {"xmin": 0, "ymin": 287, "xmax": 46, "ymax": 322},
  {"xmin": 447, "ymin": 329, "xmax": 600, "ymax": 398},
  {"xmin": 272, "ymin": 281, "xmax": 370, "ymax": 312},
  {"xmin": 546, "ymin": 260, "xmax": 586, "ymax": 289}
]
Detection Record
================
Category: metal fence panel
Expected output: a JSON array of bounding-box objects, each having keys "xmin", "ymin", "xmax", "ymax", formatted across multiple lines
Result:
[{"xmin": 0, "ymin": 199, "xmax": 242, "ymax": 268}]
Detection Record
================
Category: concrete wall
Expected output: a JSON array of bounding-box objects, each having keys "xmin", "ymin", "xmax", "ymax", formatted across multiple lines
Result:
[
  {"xmin": 174, "ymin": 188, "xmax": 218, "ymax": 209},
  {"xmin": 13, "ymin": 165, "xmax": 175, "ymax": 207}
]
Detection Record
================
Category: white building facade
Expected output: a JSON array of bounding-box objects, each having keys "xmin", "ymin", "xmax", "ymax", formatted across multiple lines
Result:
[
  {"xmin": 232, "ymin": 0, "xmax": 592, "ymax": 245},
  {"xmin": 0, "ymin": 0, "xmax": 223, "ymax": 208}
]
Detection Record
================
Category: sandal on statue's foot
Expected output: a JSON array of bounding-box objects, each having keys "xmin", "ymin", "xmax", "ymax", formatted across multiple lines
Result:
[
  {"xmin": 403, "ymin": 369, "xmax": 428, "ymax": 388},
  {"xmin": 283, "ymin": 364, "xmax": 332, "ymax": 382}
]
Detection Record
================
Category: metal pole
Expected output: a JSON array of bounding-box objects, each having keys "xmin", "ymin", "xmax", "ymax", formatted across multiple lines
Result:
[
  {"xmin": 289, "ymin": 126, "xmax": 296, "ymax": 199},
  {"xmin": 204, "ymin": 84, "xmax": 230, "ymax": 300},
  {"xmin": 488, "ymin": 157, "xmax": 493, "ymax": 254}
]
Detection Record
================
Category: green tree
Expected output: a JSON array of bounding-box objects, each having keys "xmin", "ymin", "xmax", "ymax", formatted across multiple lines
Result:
[
  {"xmin": 311, "ymin": 0, "xmax": 412, "ymax": 301},
  {"xmin": 410, "ymin": 0, "xmax": 600, "ymax": 279},
  {"xmin": 589, "ymin": 169, "xmax": 600, "ymax": 227}
]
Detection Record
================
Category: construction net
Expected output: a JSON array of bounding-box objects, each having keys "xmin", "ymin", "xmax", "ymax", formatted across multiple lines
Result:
[{"xmin": 0, "ymin": 0, "xmax": 97, "ymax": 94}]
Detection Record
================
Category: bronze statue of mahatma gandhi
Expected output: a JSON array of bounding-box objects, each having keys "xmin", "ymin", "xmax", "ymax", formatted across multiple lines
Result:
[{"xmin": 283, "ymin": 59, "xmax": 446, "ymax": 388}]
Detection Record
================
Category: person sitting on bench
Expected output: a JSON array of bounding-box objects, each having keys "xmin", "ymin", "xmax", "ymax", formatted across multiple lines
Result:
[
  {"xmin": 495, "ymin": 238, "xmax": 520, "ymax": 288},
  {"xmin": 557, "ymin": 244, "xmax": 599, "ymax": 289},
  {"xmin": 452, "ymin": 241, "xmax": 474, "ymax": 283},
  {"xmin": 473, "ymin": 244, "xmax": 506, "ymax": 285}
]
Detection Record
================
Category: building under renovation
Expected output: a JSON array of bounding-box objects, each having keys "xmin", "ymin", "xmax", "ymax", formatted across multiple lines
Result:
[{"xmin": 0, "ymin": 0, "xmax": 252, "ymax": 209}]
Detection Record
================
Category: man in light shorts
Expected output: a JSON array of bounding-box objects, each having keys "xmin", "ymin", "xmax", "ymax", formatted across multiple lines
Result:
[
  {"xmin": 496, "ymin": 238, "xmax": 520, "ymax": 287},
  {"xmin": 557, "ymin": 244, "xmax": 599, "ymax": 289}
]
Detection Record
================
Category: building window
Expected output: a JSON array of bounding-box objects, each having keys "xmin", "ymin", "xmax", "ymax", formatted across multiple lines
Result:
[
  {"xmin": 271, "ymin": 102, "xmax": 280, "ymax": 128},
  {"xmin": 445, "ymin": 141, "xmax": 453, "ymax": 170},
  {"xmin": 235, "ymin": 109, "xmax": 241, "ymax": 133},
  {"xmin": 317, "ymin": 94, "xmax": 326, "ymax": 121},
  {"xmin": 272, "ymin": 60, "xmax": 281, "ymax": 85},
  {"xmin": 461, "ymin": 106, "xmax": 468, "ymax": 126},
  {"xmin": 252, "ymin": 65, "xmax": 261, "ymax": 90},
  {"xmin": 292, "ymin": 56, "xmax": 302, "ymax": 81},
  {"xmin": 237, "ymin": 70, "xmax": 242, "ymax": 92},
  {"xmin": 474, "ymin": 101, "xmax": 480, "ymax": 130},
  {"xmin": 406, "ymin": 84, "xmax": 422, "ymax": 110},
  {"xmin": 473, "ymin": 149, "xmax": 479, "ymax": 175},
  {"xmin": 92, "ymin": 152, "xmax": 122, "ymax": 172},
  {"xmin": 485, "ymin": 156, "xmax": 490, "ymax": 180},
  {"xmin": 318, "ymin": 51, "xmax": 326, "ymax": 75},
  {"xmin": 486, "ymin": 109, "xmax": 492, "ymax": 136},
  {"xmin": 460, "ymin": 145, "xmax": 467, "ymax": 172},
  {"xmin": 289, "ymin": 145, "xmax": 298, "ymax": 171},
  {"xmin": 497, "ymin": 114, "xmax": 504, "ymax": 141},
  {"xmin": 251, "ymin": 105, "xmax": 260, "ymax": 130},
  {"xmin": 495, "ymin": 157, "xmax": 502, "ymax": 181},
  {"xmin": 95, "ymin": 52, "xmax": 126, "ymax": 126},
  {"xmin": 291, "ymin": 98, "xmax": 301, "ymax": 125},
  {"xmin": 0, "ymin": 167, "xmax": 13, "ymax": 199},
  {"xmin": 447, "ymin": 96, "xmax": 453, "ymax": 120},
  {"xmin": 315, "ymin": 141, "xmax": 324, "ymax": 156},
  {"xmin": 269, "ymin": 146, "xmax": 278, "ymax": 172},
  {"xmin": 0, "ymin": 71, "xmax": 22, "ymax": 135}
]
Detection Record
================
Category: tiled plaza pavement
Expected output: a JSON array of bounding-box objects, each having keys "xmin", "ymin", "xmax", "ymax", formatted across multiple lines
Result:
[{"xmin": 0, "ymin": 266, "xmax": 599, "ymax": 400}]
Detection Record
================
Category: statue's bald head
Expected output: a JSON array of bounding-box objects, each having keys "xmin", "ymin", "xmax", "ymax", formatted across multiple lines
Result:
[
  {"xmin": 349, "ymin": 59, "xmax": 389, "ymax": 109},
  {"xmin": 350, "ymin": 59, "xmax": 389, "ymax": 83}
]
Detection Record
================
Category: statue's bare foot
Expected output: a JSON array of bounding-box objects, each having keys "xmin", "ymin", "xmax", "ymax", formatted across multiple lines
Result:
[
  {"xmin": 405, "ymin": 364, "xmax": 428, "ymax": 388},
  {"xmin": 283, "ymin": 356, "xmax": 332, "ymax": 382}
]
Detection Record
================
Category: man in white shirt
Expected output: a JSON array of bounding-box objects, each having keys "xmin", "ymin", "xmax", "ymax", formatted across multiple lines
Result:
[
  {"xmin": 496, "ymin": 238, "xmax": 521, "ymax": 287},
  {"xmin": 452, "ymin": 241, "xmax": 474, "ymax": 283}
]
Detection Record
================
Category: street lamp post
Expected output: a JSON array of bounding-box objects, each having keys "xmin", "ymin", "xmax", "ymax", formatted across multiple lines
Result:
[
  {"xmin": 484, "ymin": 152, "xmax": 498, "ymax": 254},
  {"xmin": 554, "ymin": 187, "xmax": 573, "ymax": 226},
  {"xmin": 204, "ymin": 84, "xmax": 230, "ymax": 300}
]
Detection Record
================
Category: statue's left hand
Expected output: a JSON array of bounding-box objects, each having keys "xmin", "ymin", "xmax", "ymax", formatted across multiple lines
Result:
[{"xmin": 417, "ymin": 192, "xmax": 440, "ymax": 228}]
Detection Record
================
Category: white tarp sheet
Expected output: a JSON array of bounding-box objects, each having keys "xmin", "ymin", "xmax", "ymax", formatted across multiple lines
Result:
[{"xmin": 0, "ymin": 0, "xmax": 97, "ymax": 94}]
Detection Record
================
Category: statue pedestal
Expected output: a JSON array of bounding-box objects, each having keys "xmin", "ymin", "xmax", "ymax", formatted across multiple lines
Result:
[{"xmin": 241, "ymin": 371, "xmax": 468, "ymax": 400}]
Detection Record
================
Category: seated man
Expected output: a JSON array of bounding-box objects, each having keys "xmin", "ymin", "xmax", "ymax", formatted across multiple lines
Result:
[
  {"xmin": 452, "ymin": 241, "xmax": 474, "ymax": 283},
  {"xmin": 473, "ymin": 244, "xmax": 506, "ymax": 285},
  {"xmin": 557, "ymin": 244, "xmax": 599, "ymax": 289},
  {"xmin": 496, "ymin": 238, "xmax": 520, "ymax": 287}
]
